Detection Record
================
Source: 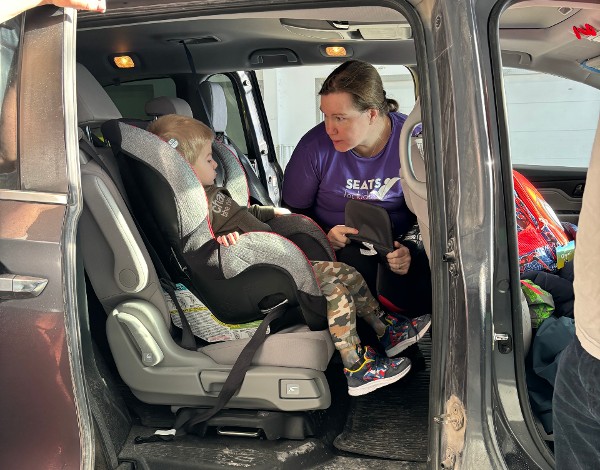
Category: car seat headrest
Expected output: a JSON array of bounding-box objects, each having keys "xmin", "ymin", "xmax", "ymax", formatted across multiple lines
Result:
[
  {"xmin": 76, "ymin": 63, "xmax": 122, "ymax": 127},
  {"xmin": 199, "ymin": 82, "xmax": 227, "ymax": 133},
  {"xmin": 145, "ymin": 96, "xmax": 193, "ymax": 118},
  {"xmin": 102, "ymin": 120, "xmax": 213, "ymax": 251}
]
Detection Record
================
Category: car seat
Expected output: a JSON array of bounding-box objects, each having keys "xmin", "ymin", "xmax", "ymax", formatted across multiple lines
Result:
[
  {"xmin": 144, "ymin": 94, "xmax": 336, "ymax": 262},
  {"xmin": 76, "ymin": 64, "xmax": 334, "ymax": 433}
]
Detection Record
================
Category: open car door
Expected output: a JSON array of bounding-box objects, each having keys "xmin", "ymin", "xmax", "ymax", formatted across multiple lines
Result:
[{"xmin": 0, "ymin": 6, "xmax": 91, "ymax": 468}]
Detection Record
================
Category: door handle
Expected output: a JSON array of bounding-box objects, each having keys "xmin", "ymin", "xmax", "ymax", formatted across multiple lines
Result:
[
  {"xmin": 573, "ymin": 183, "xmax": 585, "ymax": 198},
  {"xmin": 0, "ymin": 274, "xmax": 48, "ymax": 300}
]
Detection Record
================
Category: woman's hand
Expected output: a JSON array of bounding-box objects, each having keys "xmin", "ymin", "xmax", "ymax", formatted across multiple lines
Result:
[
  {"xmin": 216, "ymin": 232, "xmax": 240, "ymax": 247},
  {"xmin": 2, "ymin": 0, "xmax": 106, "ymax": 23},
  {"xmin": 327, "ymin": 225, "xmax": 359, "ymax": 250},
  {"xmin": 274, "ymin": 207, "xmax": 291, "ymax": 216},
  {"xmin": 387, "ymin": 241, "xmax": 411, "ymax": 275}
]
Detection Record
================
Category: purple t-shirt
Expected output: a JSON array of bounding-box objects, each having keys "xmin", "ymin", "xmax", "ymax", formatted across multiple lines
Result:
[{"xmin": 282, "ymin": 112, "xmax": 414, "ymax": 237}]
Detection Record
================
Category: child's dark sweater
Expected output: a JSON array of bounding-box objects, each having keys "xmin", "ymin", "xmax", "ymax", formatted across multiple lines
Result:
[{"xmin": 204, "ymin": 185, "xmax": 275, "ymax": 237}]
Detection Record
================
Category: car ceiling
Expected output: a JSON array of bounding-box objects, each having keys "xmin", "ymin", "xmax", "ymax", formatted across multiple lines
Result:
[{"xmin": 77, "ymin": 1, "xmax": 600, "ymax": 89}]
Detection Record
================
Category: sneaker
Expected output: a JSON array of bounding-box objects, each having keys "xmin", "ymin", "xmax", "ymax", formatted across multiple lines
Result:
[
  {"xmin": 379, "ymin": 314, "xmax": 431, "ymax": 357},
  {"xmin": 344, "ymin": 345, "xmax": 412, "ymax": 396}
]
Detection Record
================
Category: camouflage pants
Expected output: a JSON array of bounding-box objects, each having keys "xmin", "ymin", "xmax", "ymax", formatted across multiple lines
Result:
[{"xmin": 311, "ymin": 261, "xmax": 381, "ymax": 350}]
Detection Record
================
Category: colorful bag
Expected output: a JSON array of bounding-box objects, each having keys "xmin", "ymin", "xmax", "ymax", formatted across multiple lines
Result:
[
  {"xmin": 520, "ymin": 279, "xmax": 554, "ymax": 328},
  {"xmin": 513, "ymin": 170, "xmax": 570, "ymax": 273}
]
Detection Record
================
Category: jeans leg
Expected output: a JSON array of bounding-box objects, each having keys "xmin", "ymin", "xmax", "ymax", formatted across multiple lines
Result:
[{"xmin": 553, "ymin": 338, "xmax": 600, "ymax": 470}]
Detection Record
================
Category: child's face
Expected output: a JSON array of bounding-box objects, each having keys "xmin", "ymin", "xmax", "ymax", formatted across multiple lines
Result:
[{"xmin": 192, "ymin": 143, "xmax": 218, "ymax": 186}]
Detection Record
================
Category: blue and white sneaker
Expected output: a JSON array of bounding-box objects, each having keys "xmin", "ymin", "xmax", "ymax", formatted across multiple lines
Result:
[
  {"xmin": 379, "ymin": 314, "xmax": 431, "ymax": 357},
  {"xmin": 344, "ymin": 345, "xmax": 411, "ymax": 396}
]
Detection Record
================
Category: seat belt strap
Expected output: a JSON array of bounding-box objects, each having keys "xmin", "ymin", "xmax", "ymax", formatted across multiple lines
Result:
[{"xmin": 134, "ymin": 300, "xmax": 287, "ymax": 443}]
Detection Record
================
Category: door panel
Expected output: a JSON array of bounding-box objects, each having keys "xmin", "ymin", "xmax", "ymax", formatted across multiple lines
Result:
[
  {"xmin": 0, "ymin": 202, "xmax": 81, "ymax": 469},
  {"xmin": 514, "ymin": 164, "xmax": 587, "ymax": 225},
  {"xmin": 0, "ymin": 6, "xmax": 84, "ymax": 468}
]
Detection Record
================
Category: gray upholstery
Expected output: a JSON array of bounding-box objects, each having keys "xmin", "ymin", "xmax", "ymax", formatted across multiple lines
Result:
[
  {"xmin": 197, "ymin": 83, "xmax": 252, "ymax": 206},
  {"xmin": 267, "ymin": 214, "xmax": 336, "ymax": 261},
  {"xmin": 118, "ymin": 123, "xmax": 211, "ymax": 243},
  {"xmin": 76, "ymin": 63, "xmax": 121, "ymax": 127},
  {"xmin": 79, "ymin": 149, "xmax": 171, "ymax": 324},
  {"xmin": 220, "ymin": 232, "xmax": 322, "ymax": 297},
  {"xmin": 212, "ymin": 140, "xmax": 250, "ymax": 207},
  {"xmin": 201, "ymin": 325, "xmax": 334, "ymax": 371},
  {"xmin": 199, "ymin": 81, "xmax": 227, "ymax": 133},
  {"xmin": 145, "ymin": 96, "xmax": 193, "ymax": 118},
  {"xmin": 399, "ymin": 98, "xmax": 430, "ymax": 258}
]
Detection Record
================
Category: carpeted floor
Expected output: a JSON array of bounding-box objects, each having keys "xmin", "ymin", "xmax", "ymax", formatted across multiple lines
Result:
[{"xmin": 333, "ymin": 334, "xmax": 431, "ymax": 461}]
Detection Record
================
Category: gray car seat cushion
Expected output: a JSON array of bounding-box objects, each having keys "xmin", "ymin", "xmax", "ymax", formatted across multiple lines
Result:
[
  {"xmin": 145, "ymin": 96, "xmax": 193, "ymax": 118},
  {"xmin": 267, "ymin": 214, "xmax": 336, "ymax": 261},
  {"xmin": 199, "ymin": 81, "xmax": 227, "ymax": 133},
  {"xmin": 118, "ymin": 122, "xmax": 210, "ymax": 241},
  {"xmin": 213, "ymin": 140, "xmax": 250, "ymax": 207},
  {"xmin": 76, "ymin": 63, "xmax": 122, "ymax": 127},
  {"xmin": 220, "ymin": 232, "xmax": 322, "ymax": 297},
  {"xmin": 201, "ymin": 325, "xmax": 334, "ymax": 371}
]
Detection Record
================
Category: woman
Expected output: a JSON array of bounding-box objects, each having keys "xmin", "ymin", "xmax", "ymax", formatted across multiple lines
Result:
[{"xmin": 282, "ymin": 60, "xmax": 431, "ymax": 315}]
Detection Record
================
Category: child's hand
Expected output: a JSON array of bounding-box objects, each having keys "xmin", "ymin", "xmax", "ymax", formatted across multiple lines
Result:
[
  {"xmin": 274, "ymin": 207, "xmax": 291, "ymax": 216},
  {"xmin": 217, "ymin": 232, "xmax": 240, "ymax": 246}
]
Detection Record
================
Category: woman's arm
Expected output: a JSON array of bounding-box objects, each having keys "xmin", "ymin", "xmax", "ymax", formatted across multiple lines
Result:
[
  {"xmin": 1, "ymin": 0, "xmax": 106, "ymax": 23},
  {"xmin": 281, "ymin": 139, "xmax": 320, "ymax": 213}
]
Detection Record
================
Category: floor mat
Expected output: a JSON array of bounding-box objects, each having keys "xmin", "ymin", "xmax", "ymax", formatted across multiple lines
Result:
[{"xmin": 333, "ymin": 334, "xmax": 431, "ymax": 461}]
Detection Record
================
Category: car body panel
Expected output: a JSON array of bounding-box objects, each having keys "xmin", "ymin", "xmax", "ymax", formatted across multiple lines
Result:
[{"xmin": 0, "ymin": 6, "xmax": 89, "ymax": 469}]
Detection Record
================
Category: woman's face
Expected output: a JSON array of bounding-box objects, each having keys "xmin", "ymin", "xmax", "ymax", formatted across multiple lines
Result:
[{"xmin": 320, "ymin": 92, "xmax": 377, "ymax": 152}]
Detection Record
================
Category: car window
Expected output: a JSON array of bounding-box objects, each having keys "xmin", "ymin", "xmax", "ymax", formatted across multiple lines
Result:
[
  {"xmin": 503, "ymin": 68, "xmax": 600, "ymax": 168},
  {"xmin": 0, "ymin": 16, "xmax": 21, "ymax": 190},
  {"xmin": 257, "ymin": 64, "xmax": 416, "ymax": 169},
  {"xmin": 104, "ymin": 77, "xmax": 176, "ymax": 120},
  {"xmin": 207, "ymin": 73, "xmax": 249, "ymax": 154}
]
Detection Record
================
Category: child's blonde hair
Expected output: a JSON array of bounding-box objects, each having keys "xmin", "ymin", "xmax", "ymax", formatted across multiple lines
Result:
[{"xmin": 147, "ymin": 114, "xmax": 214, "ymax": 165}]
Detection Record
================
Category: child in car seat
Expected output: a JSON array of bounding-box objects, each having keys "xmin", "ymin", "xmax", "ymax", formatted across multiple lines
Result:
[{"xmin": 147, "ymin": 114, "xmax": 431, "ymax": 396}]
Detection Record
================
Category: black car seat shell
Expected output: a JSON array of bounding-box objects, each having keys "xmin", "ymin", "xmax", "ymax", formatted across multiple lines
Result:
[{"xmin": 76, "ymin": 63, "xmax": 334, "ymax": 412}]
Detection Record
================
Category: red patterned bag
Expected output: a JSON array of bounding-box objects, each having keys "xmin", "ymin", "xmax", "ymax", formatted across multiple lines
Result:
[{"xmin": 513, "ymin": 170, "xmax": 569, "ymax": 273}]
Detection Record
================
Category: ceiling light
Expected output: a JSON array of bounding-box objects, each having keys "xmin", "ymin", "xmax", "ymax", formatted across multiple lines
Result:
[
  {"xmin": 324, "ymin": 46, "xmax": 348, "ymax": 57},
  {"xmin": 113, "ymin": 55, "xmax": 135, "ymax": 69}
]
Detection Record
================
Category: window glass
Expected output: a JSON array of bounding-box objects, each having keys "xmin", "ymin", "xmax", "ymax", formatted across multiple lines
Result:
[
  {"xmin": 207, "ymin": 74, "xmax": 248, "ymax": 154},
  {"xmin": 0, "ymin": 16, "xmax": 21, "ymax": 189},
  {"xmin": 503, "ymin": 68, "xmax": 600, "ymax": 168},
  {"xmin": 104, "ymin": 78, "xmax": 176, "ymax": 120},
  {"xmin": 257, "ymin": 64, "xmax": 416, "ymax": 168}
]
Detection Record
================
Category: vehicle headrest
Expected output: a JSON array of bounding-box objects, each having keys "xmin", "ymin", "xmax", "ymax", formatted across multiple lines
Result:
[
  {"xmin": 145, "ymin": 96, "xmax": 193, "ymax": 118},
  {"xmin": 76, "ymin": 63, "xmax": 122, "ymax": 127},
  {"xmin": 199, "ymin": 81, "xmax": 227, "ymax": 133}
]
